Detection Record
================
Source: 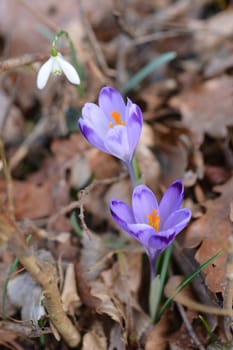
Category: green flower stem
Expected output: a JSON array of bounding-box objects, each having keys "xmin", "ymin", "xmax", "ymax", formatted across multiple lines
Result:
[
  {"xmin": 126, "ymin": 156, "xmax": 142, "ymax": 188},
  {"xmin": 52, "ymin": 30, "xmax": 84, "ymax": 96}
]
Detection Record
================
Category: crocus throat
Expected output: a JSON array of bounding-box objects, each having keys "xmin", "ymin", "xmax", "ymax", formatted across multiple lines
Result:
[
  {"xmin": 147, "ymin": 209, "xmax": 160, "ymax": 232},
  {"xmin": 109, "ymin": 111, "xmax": 126, "ymax": 128}
]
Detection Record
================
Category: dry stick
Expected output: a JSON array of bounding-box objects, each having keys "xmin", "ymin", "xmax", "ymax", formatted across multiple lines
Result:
[
  {"xmin": 0, "ymin": 211, "xmax": 80, "ymax": 347},
  {"xmin": 79, "ymin": 0, "xmax": 115, "ymax": 78},
  {"xmin": 77, "ymin": 173, "xmax": 127, "ymax": 237},
  {"xmin": 0, "ymin": 53, "xmax": 50, "ymax": 73},
  {"xmin": 19, "ymin": 254, "xmax": 80, "ymax": 347},
  {"xmin": 167, "ymin": 291, "xmax": 233, "ymax": 317},
  {"xmin": 0, "ymin": 138, "xmax": 14, "ymax": 220},
  {"xmin": 47, "ymin": 173, "xmax": 127, "ymax": 235},
  {"xmin": 176, "ymin": 302, "xmax": 205, "ymax": 350}
]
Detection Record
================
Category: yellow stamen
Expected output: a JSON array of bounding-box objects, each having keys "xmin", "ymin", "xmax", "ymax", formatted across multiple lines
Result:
[
  {"xmin": 147, "ymin": 209, "xmax": 160, "ymax": 232},
  {"xmin": 110, "ymin": 111, "xmax": 126, "ymax": 128}
]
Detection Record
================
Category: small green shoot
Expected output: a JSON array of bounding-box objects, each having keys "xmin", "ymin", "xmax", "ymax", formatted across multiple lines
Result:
[
  {"xmin": 70, "ymin": 211, "xmax": 83, "ymax": 238},
  {"xmin": 198, "ymin": 315, "xmax": 214, "ymax": 342}
]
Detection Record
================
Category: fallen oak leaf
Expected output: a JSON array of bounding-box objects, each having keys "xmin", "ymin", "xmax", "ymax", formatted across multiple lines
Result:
[
  {"xmin": 170, "ymin": 76, "xmax": 233, "ymax": 145},
  {"xmin": 184, "ymin": 176, "xmax": 233, "ymax": 293}
]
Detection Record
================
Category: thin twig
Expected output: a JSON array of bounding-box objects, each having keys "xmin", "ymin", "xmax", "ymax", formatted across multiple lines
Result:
[
  {"xmin": 79, "ymin": 0, "xmax": 115, "ymax": 78},
  {"xmin": 0, "ymin": 138, "xmax": 14, "ymax": 220},
  {"xmin": 48, "ymin": 173, "xmax": 127, "ymax": 236},
  {"xmin": 176, "ymin": 302, "xmax": 205, "ymax": 350},
  {"xmin": 0, "ymin": 53, "xmax": 50, "ymax": 73}
]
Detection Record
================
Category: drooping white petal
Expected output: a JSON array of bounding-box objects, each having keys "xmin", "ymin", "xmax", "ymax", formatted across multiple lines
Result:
[
  {"xmin": 51, "ymin": 57, "xmax": 62, "ymax": 75},
  {"xmin": 36, "ymin": 57, "xmax": 53, "ymax": 90},
  {"xmin": 57, "ymin": 54, "xmax": 80, "ymax": 85}
]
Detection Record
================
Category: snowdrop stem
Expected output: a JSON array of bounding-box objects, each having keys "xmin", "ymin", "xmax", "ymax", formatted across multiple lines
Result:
[{"xmin": 52, "ymin": 30, "xmax": 83, "ymax": 95}]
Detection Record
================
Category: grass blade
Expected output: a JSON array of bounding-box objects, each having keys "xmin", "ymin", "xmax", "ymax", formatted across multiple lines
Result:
[{"xmin": 121, "ymin": 52, "xmax": 176, "ymax": 95}]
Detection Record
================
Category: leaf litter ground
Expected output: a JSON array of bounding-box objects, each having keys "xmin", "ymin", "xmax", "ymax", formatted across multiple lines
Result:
[{"xmin": 0, "ymin": 0, "xmax": 233, "ymax": 349}]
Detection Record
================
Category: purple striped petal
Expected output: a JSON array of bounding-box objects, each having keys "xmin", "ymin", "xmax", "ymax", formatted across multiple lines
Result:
[
  {"xmin": 162, "ymin": 208, "xmax": 192, "ymax": 233},
  {"xmin": 81, "ymin": 103, "xmax": 109, "ymax": 136},
  {"xmin": 127, "ymin": 223, "xmax": 155, "ymax": 248},
  {"xmin": 132, "ymin": 185, "xmax": 159, "ymax": 224},
  {"xmin": 159, "ymin": 180, "xmax": 184, "ymax": 226},
  {"xmin": 99, "ymin": 87, "xmax": 126, "ymax": 121},
  {"xmin": 78, "ymin": 120, "xmax": 108, "ymax": 154},
  {"xmin": 148, "ymin": 229, "xmax": 176, "ymax": 256},
  {"xmin": 104, "ymin": 125, "xmax": 130, "ymax": 162},
  {"xmin": 110, "ymin": 199, "xmax": 135, "ymax": 232},
  {"xmin": 126, "ymin": 100, "xmax": 143, "ymax": 158}
]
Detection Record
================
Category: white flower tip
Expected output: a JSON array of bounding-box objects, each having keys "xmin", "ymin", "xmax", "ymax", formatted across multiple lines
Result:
[
  {"xmin": 36, "ymin": 57, "xmax": 53, "ymax": 90},
  {"xmin": 36, "ymin": 53, "xmax": 81, "ymax": 90},
  {"xmin": 57, "ymin": 55, "xmax": 81, "ymax": 85}
]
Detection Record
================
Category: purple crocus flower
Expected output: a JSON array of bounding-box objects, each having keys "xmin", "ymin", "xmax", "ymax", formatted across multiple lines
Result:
[
  {"xmin": 78, "ymin": 86, "xmax": 143, "ymax": 183},
  {"xmin": 110, "ymin": 180, "xmax": 191, "ymax": 279}
]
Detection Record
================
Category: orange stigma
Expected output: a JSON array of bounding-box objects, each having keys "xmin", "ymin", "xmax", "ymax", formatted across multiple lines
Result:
[
  {"xmin": 109, "ymin": 111, "xmax": 126, "ymax": 128},
  {"xmin": 147, "ymin": 209, "xmax": 160, "ymax": 232}
]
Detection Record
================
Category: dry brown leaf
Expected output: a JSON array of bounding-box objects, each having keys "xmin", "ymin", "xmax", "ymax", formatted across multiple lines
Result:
[
  {"xmin": 90, "ymin": 280, "xmax": 125, "ymax": 325},
  {"xmin": 82, "ymin": 323, "xmax": 107, "ymax": 350},
  {"xmin": 61, "ymin": 263, "xmax": 81, "ymax": 316},
  {"xmin": 0, "ymin": 329, "xmax": 24, "ymax": 350},
  {"xmin": 169, "ymin": 76, "xmax": 233, "ymax": 145},
  {"xmin": 0, "ymin": 179, "xmax": 54, "ymax": 219},
  {"xmin": 80, "ymin": 232, "xmax": 114, "ymax": 280},
  {"xmin": 100, "ymin": 252, "xmax": 151, "ymax": 344},
  {"xmin": 145, "ymin": 313, "xmax": 169, "ymax": 350},
  {"xmin": 184, "ymin": 176, "xmax": 233, "ymax": 293},
  {"xmin": 76, "ymin": 263, "xmax": 102, "ymax": 311},
  {"xmin": 195, "ymin": 9, "xmax": 233, "ymax": 53}
]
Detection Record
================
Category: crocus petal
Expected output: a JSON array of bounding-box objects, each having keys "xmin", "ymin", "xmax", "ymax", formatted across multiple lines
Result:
[
  {"xmin": 57, "ymin": 54, "xmax": 80, "ymax": 85},
  {"xmin": 99, "ymin": 87, "xmax": 126, "ymax": 121},
  {"xmin": 37, "ymin": 57, "xmax": 53, "ymax": 89},
  {"xmin": 104, "ymin": 125, "xmax": 130, "ymax": 162},
  {"xmin": 79, "ymin": 102, "xmax": 112, "ymax": 153},
  {"xmin": 127, "ymin": 223, "xmax": 155, "ymax": 249},
  {"xmin": 132, "ymin": 185, "xmax": 159, "ymax": 224},
  {"xmin": 110, "ymin": 199, "xmax": 135, "ymax": 232},
  {"xmin": 148, "ymin": 229, "xmax": 176, "ymax": 256},
  {"xmin": 159, "ymin": 180, "xmax": 184, "ymax": 226},
  {"xmin": 162, "ymin": 208, "xmax": 192, "ymax": 233},
  {"xmin": 81, "ymin": 103, "xmax": 110, "ymax": 137},
  {"xmin": 126, "ymin": 100, "xmax": 143, "ymax": 156},
  {"xmin": 78, "ymin": 120, "xmax": 107, "ymax": 154}
]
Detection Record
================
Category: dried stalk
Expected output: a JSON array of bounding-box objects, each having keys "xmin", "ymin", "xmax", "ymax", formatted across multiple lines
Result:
[
  {"xmin": 0, "ymin": 138, "xmax": 14, "ymax": 220},
  {"xmin": 0, "ymin": 53, "xmax": 49, "ymax": 73},
  {"xmin": 0, "ymin": 210, "xmax": 80, "ymax": 347},
  {"xmin": 19, "ymin": 254, "xmax": 80, "ymax": 347}
]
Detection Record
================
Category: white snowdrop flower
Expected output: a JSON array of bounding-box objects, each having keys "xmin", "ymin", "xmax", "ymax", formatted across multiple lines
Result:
[{"xmin": 37, "ymin": 51, "xmax": 80, "ymax": 90}]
